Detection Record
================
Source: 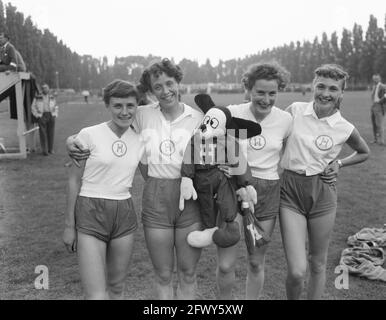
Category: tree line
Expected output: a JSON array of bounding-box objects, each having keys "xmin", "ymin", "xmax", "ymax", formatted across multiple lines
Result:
[{"xmin": 1, "ymin": 1, "xmax": 385, "ymax": 90}]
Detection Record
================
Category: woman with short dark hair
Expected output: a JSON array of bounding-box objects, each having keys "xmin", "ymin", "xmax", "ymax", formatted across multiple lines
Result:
[{"xmin": 63, "ymin": 79, "xmax": 143, "ymax": 299}]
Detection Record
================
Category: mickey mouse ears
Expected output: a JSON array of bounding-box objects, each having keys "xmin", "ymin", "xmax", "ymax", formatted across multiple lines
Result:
[
  {"xmin": 194, "ymin": 93, "xmax": 262, "ymax": 139},
  {"xmin": 194, "ymin": 93, "xmax": 216, "ymax": 114}
]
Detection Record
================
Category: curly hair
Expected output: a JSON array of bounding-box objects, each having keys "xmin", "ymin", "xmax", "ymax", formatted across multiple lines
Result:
[
  {"xmin": 314, "ymin": 64, "xmax": 349, "ymax": 90},
  {"xmin": 103, "ymin": 79, "xmax": 140, "ymax": 106},
  {"xmin": 242, "ymin": 62, "xmax": 290, "ymax": 91},
  {"xmin": 139, "ymin": 58, "xmax": 183, "ymax": 92}
]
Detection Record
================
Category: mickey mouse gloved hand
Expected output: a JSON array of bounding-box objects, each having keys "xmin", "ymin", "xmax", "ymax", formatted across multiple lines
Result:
[
  {"xmin": 179, "ymin": 177, "xmax": 197, "ymax": 211},
  {"xmin": 245, "ymin": 185, "xmax": 257, "ymax": 214}
]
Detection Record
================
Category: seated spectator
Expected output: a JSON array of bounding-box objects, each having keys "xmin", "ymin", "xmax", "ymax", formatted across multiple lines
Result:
[{"xmin": 0, "ymin": 32, "xmax": 19, "ymax": 72}]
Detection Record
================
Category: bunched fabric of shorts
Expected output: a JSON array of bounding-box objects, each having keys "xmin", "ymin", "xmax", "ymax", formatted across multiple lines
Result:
[
  {"xmin": 75, "ymin": 196, "xmax": 137, "ymax": 242},
  {"xmin": 250, "ymin": 177, "xmax": 280, "ymax": 221},
  {"xmin": 280, "ymin": 170, "xmax": 337, "ymax": 219},
  {"xmin": 141, "ymin": 177, "xmax": 202, "ymax": 229}
]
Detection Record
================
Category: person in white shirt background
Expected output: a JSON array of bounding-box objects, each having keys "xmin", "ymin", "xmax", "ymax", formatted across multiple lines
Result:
[
  {"xmin": 279, "ymin": 64, "xmax": 370, "ymax": 300},
  {"xmin": 370, "ymin": 74, "xmax": 386, "ymax": 146},
  {"xmin": 31, "ymin": 83, "xmax": 59, "ymax": 155},
  {"xmin": 218, "ymin": 63, "xmax": 293, "ymax": 299},
  {"xmin": 63, "ymin": 80, "xmax": 144, "ymax": 299}
]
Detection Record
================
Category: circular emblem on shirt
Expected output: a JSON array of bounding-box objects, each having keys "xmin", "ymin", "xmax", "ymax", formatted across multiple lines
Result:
[
  {"xmin": 112, "ymin": 140, "xmax": 127, "ymax": 157},
  {"xmin": 159, "ymin": 139, "xmax": 176, "ymax": 156},
  {"xmin": 249, "ymin": 135, "xmax": 266, "ymax": 150},
  {"xmin": 315, "ymin": 135, "xmax": 334, "ymax": 151}
]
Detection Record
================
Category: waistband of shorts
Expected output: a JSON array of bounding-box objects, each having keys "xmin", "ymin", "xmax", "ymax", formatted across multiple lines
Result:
[
  {"xmin": 283, "ymin": 169, "xmax": 321, "ymax": 178},
  {"xmin": 78, "ymin": 195, "xmax": 132, "ymax": 202},
  {"xmin": 147, "ymin": 176, "xmax": 181, "ymax": 182},
  {"xmin": 79, "ymin": 184, "xmax": 131, "ymax": 199}
]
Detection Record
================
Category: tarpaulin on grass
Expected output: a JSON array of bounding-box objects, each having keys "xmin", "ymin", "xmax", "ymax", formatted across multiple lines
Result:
[{"xmin": 347, "ymin": 227, "xmax": 386, "ymax": 247}]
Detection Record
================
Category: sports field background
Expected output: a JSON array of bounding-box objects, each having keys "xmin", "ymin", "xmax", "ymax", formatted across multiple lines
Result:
[{"xmin": 0, "ymin": 91, "xmax": 385, "ymax": 299}]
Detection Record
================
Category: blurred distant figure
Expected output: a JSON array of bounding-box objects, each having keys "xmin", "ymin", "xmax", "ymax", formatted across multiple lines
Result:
[
  {"xmin": 301, "ymin": 86, "xmax": 306, "ymax": 96},
  {"xmin": 82, "ymin": 90, "xmax": 90, "ymax": 103},
  {"xmin": 370, "ymin": 74, "xmax": 386, "ymax": 146},
  {"xmin": 31, "ymin": 83, "xmax": 59, "ymax": 155}
]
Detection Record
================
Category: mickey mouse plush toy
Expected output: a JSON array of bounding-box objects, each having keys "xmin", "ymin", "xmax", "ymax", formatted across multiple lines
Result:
[{"xmin": 179, "ymin": 93, "xmax": 262, "ymax": 248}]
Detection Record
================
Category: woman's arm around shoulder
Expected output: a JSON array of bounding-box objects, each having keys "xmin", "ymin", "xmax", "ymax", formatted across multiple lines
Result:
[
  {"xmin": 63, "ymin": 160, "xmax": 86, "ymax": 253},
  {"xmin": 320, "ymin": 128, "xmax": 370, "ymax": 184}
]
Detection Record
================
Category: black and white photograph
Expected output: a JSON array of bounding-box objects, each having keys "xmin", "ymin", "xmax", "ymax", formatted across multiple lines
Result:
[{"xmin": 0, "ymin": 0, "xmax": 385, "ymax": 305}]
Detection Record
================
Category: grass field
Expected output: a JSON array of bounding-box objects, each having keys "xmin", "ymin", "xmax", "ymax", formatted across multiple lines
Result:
[{"xmin": 0, "ymin": 91, "xmax": 385, "ymax": 300}]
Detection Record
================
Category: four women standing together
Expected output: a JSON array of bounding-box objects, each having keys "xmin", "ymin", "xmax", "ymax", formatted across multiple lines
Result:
[{"xmin": 64, "ymin": 59, "xmax": 369, "ymax": 300}]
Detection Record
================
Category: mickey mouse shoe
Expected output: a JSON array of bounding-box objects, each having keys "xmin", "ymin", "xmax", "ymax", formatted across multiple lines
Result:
[
  {"xmin": 213, "ymin": 221, "xmax": 241, "ymax": 248},
  {"xmin": 187, "ymin": 227, "xmax": 219, "ymax": 248}
]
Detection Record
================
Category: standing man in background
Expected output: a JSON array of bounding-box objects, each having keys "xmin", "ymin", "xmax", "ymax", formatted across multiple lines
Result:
[
  {"xmin": 31, "ymin": 84, "xmax": 59, "ymax": 155},
  {"xmin": 370, "ymin": 74, "xmax": 386, "ymax": 146},
  {"xmin": 82, "ymin": 90, "xmax": 90, "ymax": 103}
]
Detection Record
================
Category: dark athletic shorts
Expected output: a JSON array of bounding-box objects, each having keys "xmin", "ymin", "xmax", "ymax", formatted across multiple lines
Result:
[
  {"xmin": 75, "ymin": 196, "xmax": 137, "ymax": 242},
  {"xmin": 280, "ymin": 170, "xmax": 337, "ymax": 219},
  {"xmin": 250, "ymin": 177, "xmax": 280, "ymax": 221},
  {"xmin": 141, "ymin": 177, "xmax": 202, "ymax": 229}
]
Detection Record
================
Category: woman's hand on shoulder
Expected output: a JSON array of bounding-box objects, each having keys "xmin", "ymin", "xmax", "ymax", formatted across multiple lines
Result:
[{"xmin": 66, "ymin": 135, "xmax": 90, "ymax": 167}]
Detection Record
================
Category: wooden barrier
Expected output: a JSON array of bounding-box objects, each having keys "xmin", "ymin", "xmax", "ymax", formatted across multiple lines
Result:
[{"xmin": 0, "ymin": 72, "xmax": 32, "ymax": 159}]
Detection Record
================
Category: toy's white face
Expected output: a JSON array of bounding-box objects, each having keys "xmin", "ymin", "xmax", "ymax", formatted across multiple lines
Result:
[{"xmin": 198, "ymin": 108, "xmax": 226, "ymax": 140}]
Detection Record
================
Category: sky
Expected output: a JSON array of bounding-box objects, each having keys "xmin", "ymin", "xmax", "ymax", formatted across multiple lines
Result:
[{"xmin": 7, "ymin": 0, "xmax": 386, "ymax": 65}]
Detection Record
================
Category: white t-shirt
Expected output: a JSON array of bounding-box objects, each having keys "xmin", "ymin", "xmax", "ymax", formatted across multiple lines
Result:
[
  {"xmin": 280, "ymin": 102, "xmax": 355, "ymax": 176},
  {"xmin": 135, "ymin": 103, "xmax": 203, "ymax": 179},
  {"xmin": 227, "ymin": 103, "xmax": 293, "ymax": 180},
  {"xmin": 76, "ymin": 122, "xmax": 144, "ymax": 200}
]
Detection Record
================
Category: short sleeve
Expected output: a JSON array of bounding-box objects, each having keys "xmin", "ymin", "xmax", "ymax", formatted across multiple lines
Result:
[
  {"xmin": 76, "ymin": 128, "xmax": 93, "ymax": 151},
  {"xmin": 138, "ymin": 131, "xmax": 148, "ymax": 164},
  {"xmin": 284, "ymin": 113, "xmax": 293, "ymax": 139},
  {"xmin": 346, "ymin": 122, "xmax": 355, "ymax": 140},
  {"xmin": 285, "ymin": 103, "xmax": 294, "ymax": 116}
]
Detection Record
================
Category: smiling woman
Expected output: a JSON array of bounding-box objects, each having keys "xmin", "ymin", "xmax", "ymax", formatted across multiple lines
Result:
[
  {"xmin": 64, "ymin": 59, "xmax": 204, "ymax": 300},
  {"xmin": 217, "ymin": 62, "xmax": 293, "ymax": 300},
  {"xmin": 62, "ymin": 80, "xmax": 145, "ymax": 300},
  {"xmin": 279, "ymin": 64, "xmax": 370, "ymax": 300},
  {"xmin": 136, "ymin": 58, "xmax": 204, "ymax": 300}
]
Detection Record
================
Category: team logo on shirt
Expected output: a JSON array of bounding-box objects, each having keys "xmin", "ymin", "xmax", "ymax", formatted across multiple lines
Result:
[
  {"xmin": 249, "ymin": 135, "xmax": 266, "ymax": 150},
  {"xmin": 315, "ymin": 135, "xmax": 334, "ymax": 151},
  {"xmin": 112, "ymin": 140, "xmax": 127, "ymax": 157},
  {"xmin": 159, "ymin": 139, "xmax": 176, "ymax": 156}
]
